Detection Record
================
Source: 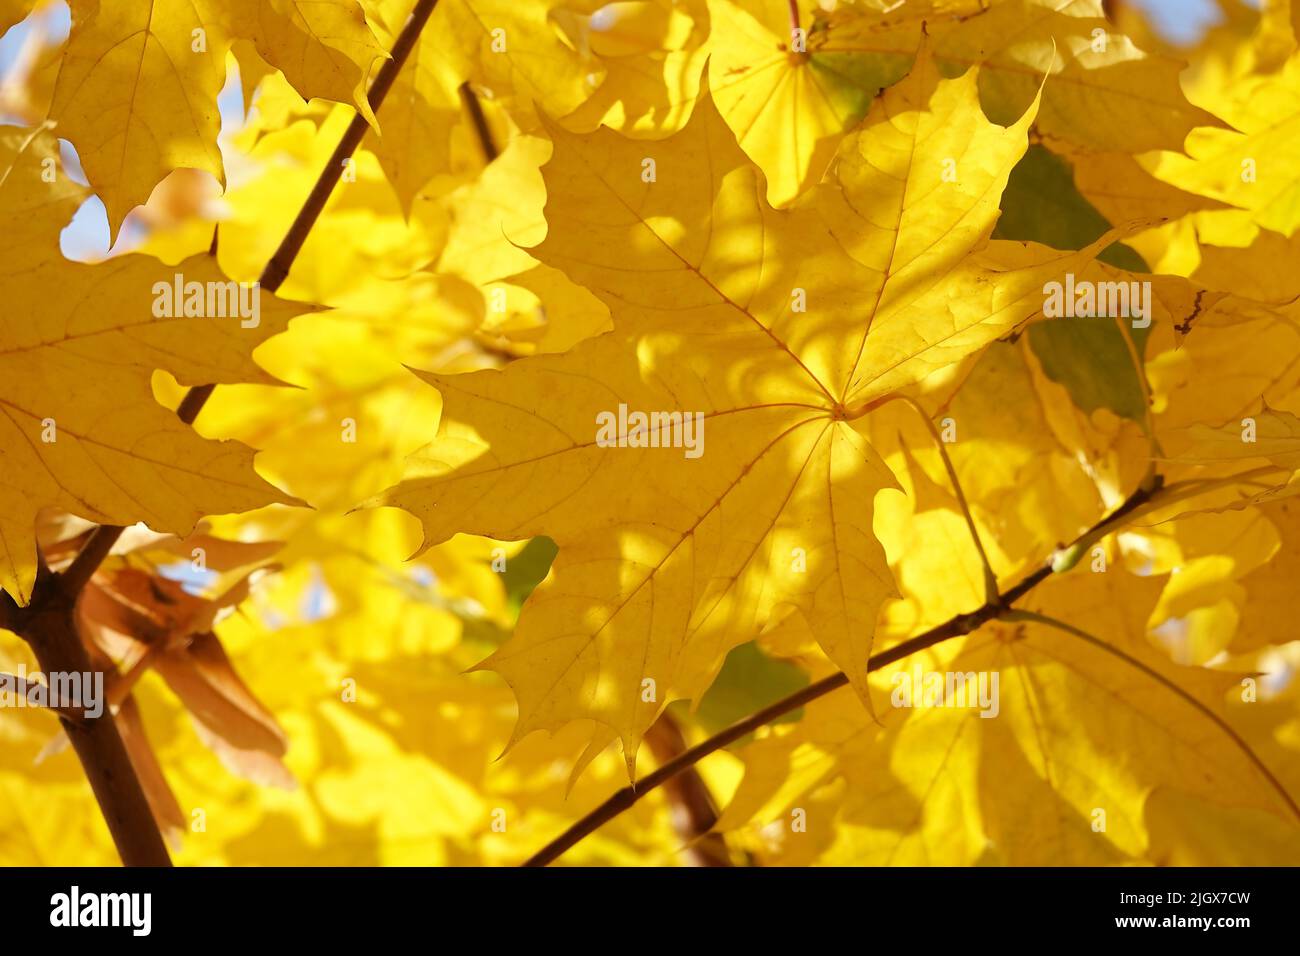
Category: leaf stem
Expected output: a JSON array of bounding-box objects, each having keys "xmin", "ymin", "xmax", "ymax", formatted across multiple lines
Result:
[
  {"xmin": 889, "ymin": 394, "xmax": 1000, "ymax": 604},
  {"xmin": 1005, "ymin": 608, "xmax": 1300, "ymax": 822},
  {"xmin": 1108, "ymin": 312, "xmax": 1160, "ymax": 466}
]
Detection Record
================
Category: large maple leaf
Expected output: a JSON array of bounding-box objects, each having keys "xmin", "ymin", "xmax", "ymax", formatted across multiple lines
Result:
[
  {"xmin": 714, "ymin": 563, "xmax": 1300, "ymax": 865},
  {"xmin": 380, "ymin": 48, "xmax": 1118, "ymax": 771},
  {"xmin": 0, "ymin": 127, "xmax": 305, "ymax": 603}
]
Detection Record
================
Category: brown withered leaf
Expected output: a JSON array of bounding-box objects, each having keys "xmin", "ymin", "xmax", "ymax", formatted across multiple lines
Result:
[{"xmin": 32, "ymin": 524, "xmax": 292, "ymax": 838}]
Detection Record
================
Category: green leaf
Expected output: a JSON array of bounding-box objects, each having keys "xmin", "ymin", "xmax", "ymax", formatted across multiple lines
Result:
[
  {"xmin": 684, "ymin": 643, "xmax": 810, "ymax": 737},
  {"xmin": 995, "ymin": 145, "xmax": 1150, "ymax": 425},
  {"xmin": 500, "ymin": 536, "xmax": 559, "ymax": 617}
]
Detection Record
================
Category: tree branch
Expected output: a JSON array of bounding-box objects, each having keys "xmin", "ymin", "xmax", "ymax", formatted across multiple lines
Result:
[
  {"xmin": 522, "ymin": 480, "xmax": 1160, "ymax": 866},
  {"xmin": 258, "ymin": 0, "xmax": 440, "ymax": 294},
  {"xmin": 20, "ymin": 576, "xmax": 171, "ymax": 865},
  {"xmin": 59, "ymin": 524, "xmax": 125, "ymax": 598},
  {"xmin": 644, "ymin": 711, "xmax": 733, "ymax": 866},
  {"xmin": 3, "ymin": 0, "xmax": 444, "ymax": 867},
  {"xmin": 459, "ymin": 82, "xmax": 499, "ymax": 163}
]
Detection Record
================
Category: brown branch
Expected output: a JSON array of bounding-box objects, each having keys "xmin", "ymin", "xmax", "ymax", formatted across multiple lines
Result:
[
  {"xmin": 59, "ymin": 524, "xmax": 125, "ymax": 598},
  {"xmin": 176, "ymin": 383, "xmax": 217, "ymax": 426},
  {"xmin": 18, "ymin": 576, "xmax": 171, "ymax": 865},
  {"xmin": 258, "ymin": 0, "xmax": 440, "ymax": 294},
  {"xmin": 644, "ymin": 712, "xmax": 732, "ymax": 866},
  {"xmin": 521, "ymin": 482, "xmax": 1157, "ymax": 867},
  {"xmin": 3, "ymin": 0, "xmax": 444, "ymax": 867},
  {"xmin": 459, "ymin": 82, "xmax": 499, "ymax": 163}
]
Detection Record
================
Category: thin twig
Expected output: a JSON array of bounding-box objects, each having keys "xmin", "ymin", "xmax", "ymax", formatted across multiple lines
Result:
[
  {"xmin": 522, "ymin": 480, "xmax": 1158, "ymax": 866},
  {"xmin": 58, "ymin": 524, "xmax": 125, "ymax": 597},
  {"xmin": 259, "ymin": 0, "xmax": 439, "ymax": 294},
  {"xmin": 459, "ymin": 82, "xmax": 499, "ymax": 163}
]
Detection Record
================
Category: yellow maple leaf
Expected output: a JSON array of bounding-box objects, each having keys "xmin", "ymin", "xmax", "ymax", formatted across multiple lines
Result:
[
  {"xmin": 49, "ymin": 0, "xmax": 228, "ymax": 234},
  {"xmin": 0, "ymin": 127, "xmax": 306, "ymax": 602},
  {"xmin": 377, "ymin": 48, "xmax": 1117, "ymax": 773},
  {"xmin": 44, "ymin": 0, "xmax": 384, "ymax": 235},
  {"xmin": 228, "ymin": 0, "xmax": 386, "ymax": 127},
  {"xmin": 716, "ymin": 563, "xmax": 1300, "ymax": 865}
]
